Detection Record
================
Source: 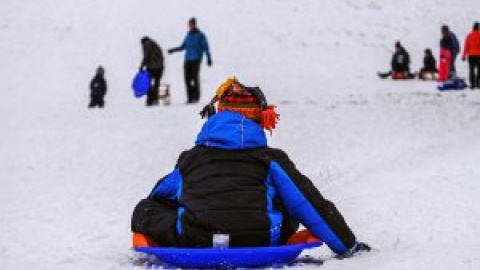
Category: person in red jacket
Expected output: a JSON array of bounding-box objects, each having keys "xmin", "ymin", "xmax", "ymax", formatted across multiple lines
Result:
[{"xmin": 462, "ymin": 22, "xmax": 480, "ymax": 89}]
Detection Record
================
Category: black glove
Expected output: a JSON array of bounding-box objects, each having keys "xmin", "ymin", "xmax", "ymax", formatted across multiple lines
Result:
[
  {"xmin": 355, "ymin": 242, "xmax": 371, "ymax": 252},
  {"xmin": 199, "ymin": 103, "xmax": 216, "ymax": 119},
  {"xmin": 168, "ymin": 49, "xmax": 174, "ymax": 54},
  {"xmin": 336, "ymin": 242, "xmax": 371, "ymax": 259},
  {"xmin": 207, "ymin": 58, "xmax": 212, "ymax": 67}
]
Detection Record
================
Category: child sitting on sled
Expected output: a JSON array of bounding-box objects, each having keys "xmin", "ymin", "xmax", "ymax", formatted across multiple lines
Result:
[
  {"xmin": 378, "ymin": 41, "xmax": 416, "ymax": 79},
  {"xmin": 418, "ymin": 49, "xmax": 438, "ymax": 80},
  {"xmin": 131, "ymin": 77, "xmax": 370, "ymax": 257}
]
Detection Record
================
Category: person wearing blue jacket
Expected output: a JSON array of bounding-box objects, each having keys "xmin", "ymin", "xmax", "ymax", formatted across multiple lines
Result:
[
  {"xmin": 168, "ymin": 17, "xmax": 212, "ymax": 103},
  {"xmin": 131, "ymin": 77, "xmax": 370, "ymax": 257}
]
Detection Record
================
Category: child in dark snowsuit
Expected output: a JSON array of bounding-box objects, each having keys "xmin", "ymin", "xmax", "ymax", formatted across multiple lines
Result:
[
  {"xmin": 89, "ymin": 66, "xmax": 107, "ymax": 108},
  {"xmin": 418, "ymin": 49, "xmax": 438, "ymax": 80},
  {"xmin": 378, "ymin": 41, "xmax": 415, "ymax": 79},
  {"xmin": 131, "ymin": 77, "xmax": 370, "ymax": 257}
]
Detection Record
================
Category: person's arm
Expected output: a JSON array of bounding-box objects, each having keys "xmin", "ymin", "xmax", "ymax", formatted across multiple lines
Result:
[
  {"xmin": 168, "ymin": 36, "xmax": 187, "ymax": 54},
  {"xmin": 267, "ymin": 149, "xmax": 358, "ymax": 256},
  {"xmin": 451, "ymin": 33, "xmax": 460, "ymax": 55},
  {"xmin": 463, "ymin": 35, "xmax": 470, "ymax": 60},
  {"xmin": 200, "ymin": 33, "xmax": 212, "ymax": 66},
  {"xmin": 147, "ymin": 151, "xmax": 188, "ymax": 202},
  {"xmin": 391, "ymin": 53, "xmax": 399, "ymax": 71},
  {"xmin": 139, "ymin": 46, "xmax": 148, "ymax": 71},
  {"xmin": 102, "ymin": 77, "xmax": 107, "ymax": 95},
  {"xmin": 405, "ymin": 51, "xmax": 411, "ymax": 67},
  {"xmin": 89, "ymin": 77, "xmax": 96, "ymax": 91}
]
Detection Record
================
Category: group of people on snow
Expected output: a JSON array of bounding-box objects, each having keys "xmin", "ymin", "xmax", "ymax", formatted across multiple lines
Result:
[
  {"xmin": 88, "ymin": 17, "xmax": 212, "ymax": 108},
  {"xmin": 378, "ymin": 22, "xmax": 480, "ymax": 90}
]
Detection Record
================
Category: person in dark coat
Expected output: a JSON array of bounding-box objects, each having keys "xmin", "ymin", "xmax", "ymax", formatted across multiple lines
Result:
[
  {"xmin": 89, "ymin": 66, "xmax": 107, "ymax": 108},
  {"xmin": 131, "ymin": 77, "xmax": 370, "ymax": 257},
  {"xmin": 168, "ymin": 17, "xmax": 212, "ymax": 104},
  {"xmin": 418, "ymin": 49, "xmax": 438, "ymax": 80},
  {"xmin": 378, "ymin": 41, "xmax": 415, "ymax": 79},
  {"xmin": 440, "ymin": 25, "xmax": 460, "ymax": 78},
  {"xmin": 139, "ymin": 36, "xmax": 165, "ymax": 106}
]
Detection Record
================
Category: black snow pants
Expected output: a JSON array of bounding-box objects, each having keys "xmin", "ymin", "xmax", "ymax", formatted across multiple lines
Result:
[{"xmin": 184, "ymin": 61, "xmax": 201, "ymax": 103}]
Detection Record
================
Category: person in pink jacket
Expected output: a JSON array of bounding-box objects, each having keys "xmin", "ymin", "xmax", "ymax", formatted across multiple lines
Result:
[{"xmin": 462, "ymin": 22, "xmax": 480, "ymax": 89}]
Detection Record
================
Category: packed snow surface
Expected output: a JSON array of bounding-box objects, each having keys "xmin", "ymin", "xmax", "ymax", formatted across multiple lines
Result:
[{"xmin": 1, "ymin": 0, "xmax": 479, "ymax": 269}]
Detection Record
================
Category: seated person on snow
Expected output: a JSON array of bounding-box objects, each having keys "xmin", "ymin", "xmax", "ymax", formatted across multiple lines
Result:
[
  {"xmin": 378, "ymin": 41, "xmax": 415, "ymax": 79},
  {"xmin": 131, "ymin": 77, "xmax": 370, "ymax": 257},
  {"xmin": 418, "ymin": 48, "xmax": 438, "ymax": 80}
]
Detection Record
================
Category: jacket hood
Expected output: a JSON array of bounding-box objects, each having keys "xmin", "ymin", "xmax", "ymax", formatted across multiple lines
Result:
[{"xmin": 195, "ymin": 111, "xmax": 267, "ymax": 150}]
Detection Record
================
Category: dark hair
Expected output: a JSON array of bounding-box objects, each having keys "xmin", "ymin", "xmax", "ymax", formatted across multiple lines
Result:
[
  {"xmin": 141, "ymin": 36, "xmax": 149, "ymax": 43},
  {"xmin": 474, "ymin": 22, "xmax": 479, "ymax": 31},
  {"xmin": 425, "ymin": 48, "xmax": 432, "ymax": 55},
  {"xmin": 441, "ymin": 25, "xmax": 449, "ymax": 33},
  {"xmin": 189, "ymin": 17, "xmax": 197, "ymax": 25},
  {"xmin": 96, "ymin": 66, "xmax": 105, "ymax": 75}
]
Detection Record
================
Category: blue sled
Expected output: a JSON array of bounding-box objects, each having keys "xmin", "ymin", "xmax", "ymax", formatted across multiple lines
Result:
[
  {"xmin": 437, "ymin": 78, "xmax": 467, "ymax": 91},
  {"xmin": 135, "ymin": 241, "xmax": 323, "ymax": 268},
  {"xmin": 132, "ymin": 71, "xmax": 151, "ymax": 98}
]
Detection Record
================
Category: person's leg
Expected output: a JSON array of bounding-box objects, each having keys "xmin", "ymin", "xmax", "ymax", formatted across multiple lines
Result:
[
  {"xmin": 191, "ymin": 61, "xmax": 201, "ymax": 102},
  {"xmin": 450, "ymin": 53, "xmax": 457, "ymax": 75},
  {"xmin": 377, "ymin": 71, "xmax": 392, "ymax": 78},
  {"xmin": 98, "ymin": 96, "xmax": 105, "ymax": 108},
  {"xmin": 146, "ymin": 69, "xmax": 159, "ymax": 106},
  {"xmin": 184, "ymin": 62, "xmax": 194, "ymax": 103},
  {"xmin": 150, "ymin": 69, "xmax": 161, "ymax": 105},
  {"xmin": 473, "ymin": 56, "xmax": 480, "ymax": 89},
  {"xmin": 131, "ymin": 198, "xmax": 179, "ymax": 246},
  {"xmin": 468, "ymin": 56, "xmax": 476, "ymax": 89}
]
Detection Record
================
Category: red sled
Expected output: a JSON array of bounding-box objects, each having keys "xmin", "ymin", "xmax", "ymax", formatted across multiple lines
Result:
[
  {"xmin": 392, "ymin": 72, "xmax": 408, "ymax": 80},
  {"xmin": 438, "ymin": 48, "xmax": 451, "ymax": 82}
]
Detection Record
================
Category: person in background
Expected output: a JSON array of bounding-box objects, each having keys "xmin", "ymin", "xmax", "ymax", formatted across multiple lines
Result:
[
  {"xmin": 462, "ymin": 22, "xmax": 480, "ymax": 90},
  {"xmin": 378, "ymin": 41, "xmax": 415, "ymax": 79},
  {"xmin": 140, "ymin": 36, "xmax": 165, "ymax": 106},
  {"xmin": 131, "ymin": 77, "xmax": 371, "ymax": 258},
  {"xmin": 440, "ymin": 25, "xmax": 460, "ymax": 78},
  {"xmin": 168, "ymin": 17, "xmax": 212, "ymax": 104},
  {"xmin": 89, "ymin": 66, "xmax": 107, "ymax": 108},
  {"xmin": 418, "ymin": 49, "xmax": 438, "ymax": 80}
]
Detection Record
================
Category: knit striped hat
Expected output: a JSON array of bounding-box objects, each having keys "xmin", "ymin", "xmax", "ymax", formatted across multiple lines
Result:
[{"xmin": 200, "ymin": 77, "xmax": 279, "ymax": 133}]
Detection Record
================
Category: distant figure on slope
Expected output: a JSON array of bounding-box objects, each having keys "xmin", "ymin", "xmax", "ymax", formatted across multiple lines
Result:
[
  {"xmin": 89, "ymin": 66, "xmax": 107, "ymax": 108},
  {"xmin": 139, "ymin": 36, "xmax": 165, "ymax": 106},
  {"xmin": 378, "ymin": 41, "xmax": 415, "ymax": 79},
  {"xmin": 440, "ymin": 25, "xmax": 460, "ymax": 78},
  {"xmin": 131, "ymin": 76, "xmax": 371, "ymax": 257},
  {"xmin": 418, "ymin": 49, "xmax": 438, "ymax": 80},
  {"xmin": 168, "ymin": 17, "xmax": 212, "ymax": 104},
  {"xmin": 462, "ymin": 22, "xmax": 480, "ymax": 90}
]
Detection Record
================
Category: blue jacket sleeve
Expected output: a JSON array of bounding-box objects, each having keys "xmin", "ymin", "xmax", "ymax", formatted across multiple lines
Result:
[
  {"xmin": 148, "ymin": 169, "xmax": 183, "ymax": 201},
  {"xmin": 169, "ymin": 36, "xmax": 187, "ymax": 53},
  {"xmin": 268, "ymin": 149, "xmax": 357, "ymax": 255},
  {"xmin": 200, "ymin": 33, "xmax": 211, "ymax": 61}
]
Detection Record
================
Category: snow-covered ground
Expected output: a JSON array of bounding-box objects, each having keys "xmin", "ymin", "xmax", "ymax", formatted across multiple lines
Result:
[{"xmin": 1, "ymin": 0, "xmax": 480, "ymax": 269}]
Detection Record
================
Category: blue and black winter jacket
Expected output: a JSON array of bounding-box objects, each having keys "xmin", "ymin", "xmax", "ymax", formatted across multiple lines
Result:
[
  {"xmin": 170, "ymin": 28, "xmax": 211, "ymax": 63},
  {"xmin": 135, "ymin": 111, "xmax": 356, "ymax": 255}
]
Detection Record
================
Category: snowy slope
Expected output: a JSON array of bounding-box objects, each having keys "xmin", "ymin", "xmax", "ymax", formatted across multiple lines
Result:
[{"xmin": 1, "ymin": 0, "xmax": 480, "ymax": 269}]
